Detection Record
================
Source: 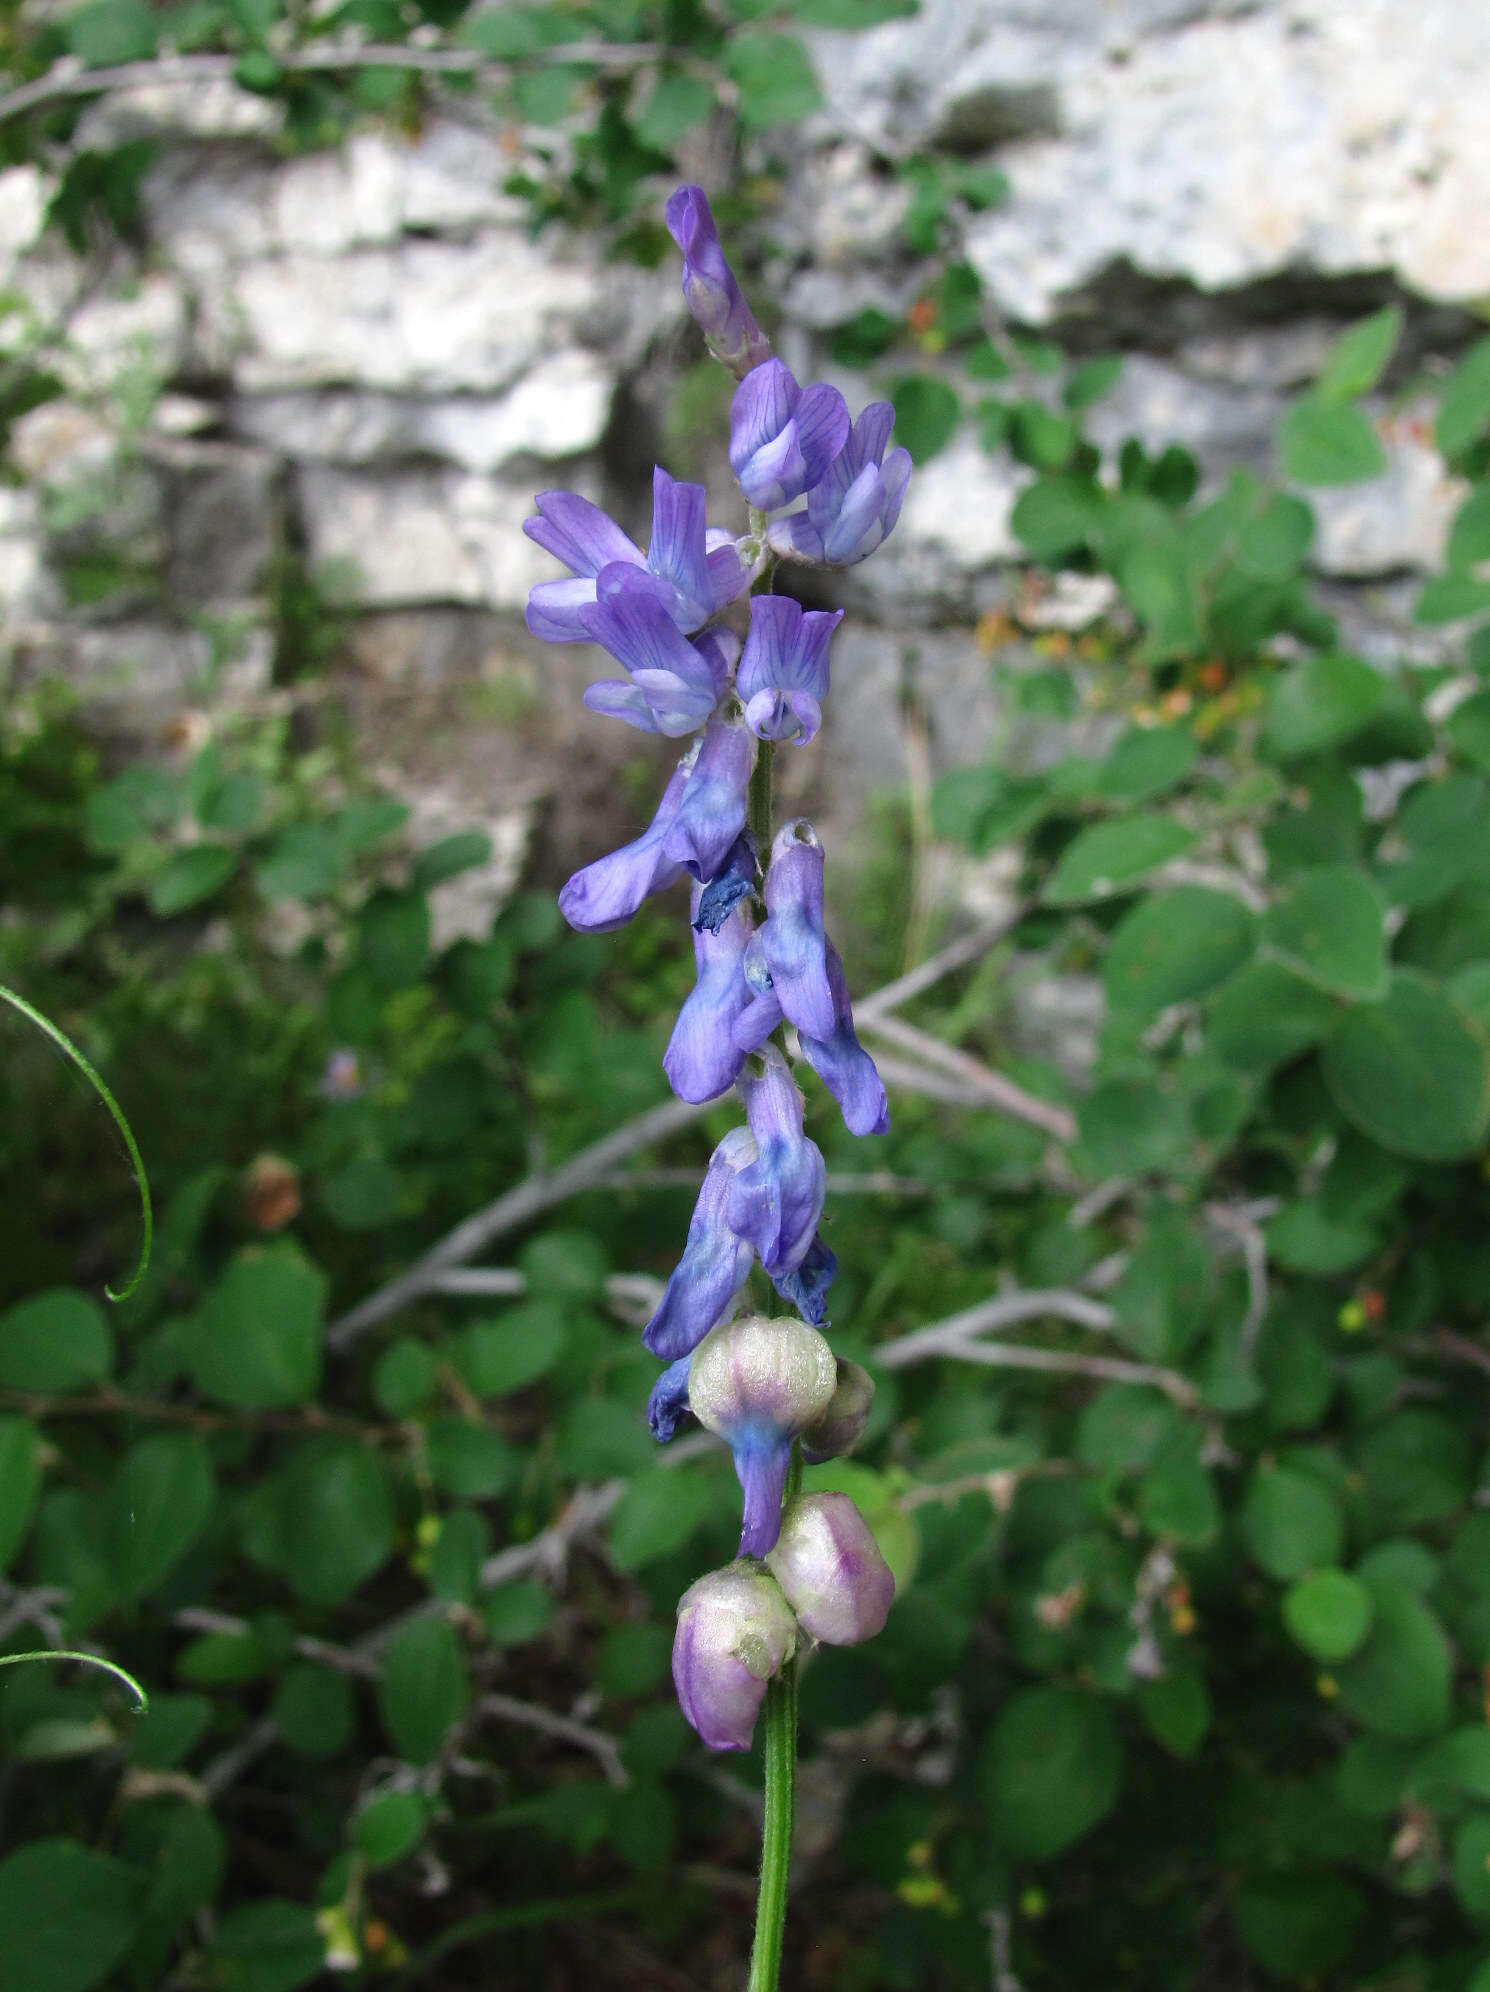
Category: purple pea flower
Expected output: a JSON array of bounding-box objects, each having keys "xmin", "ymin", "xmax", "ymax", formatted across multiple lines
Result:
[
  {"xmin": 673, "ymin": 1563, "xmax": 797, "ymax": 1751},
  {"xmin": 799, "ymin": 941, "xmax": 889, "ymax": 1138},
  {"xmin": 737, "ymin": 595, "xmax": 842, "ymax": 746},
  {"xmin": 664, "ymin": 185, "xmax": 773, "ymax": 381},
  {"xmin": 726, "ymin": 1044, "xmax": 826, "ymax": 1281},
  {"xmin": 758, "ymin": 821, "xmax": 835, "ymax": 1042},
  {"xmin": 557, "ymin": 751, "xmax": 691, "ymax": 933},
  {"xmin": 663, "ymin": 883, "xmax": 752, "ymax": 1104},
  {"xmin": 729, "ymin": 360, "xmax": 851, "ymax": 514},
  {"xmin": 525, "ymin": 467, "xmax": 747, "ymax": 643},
  {"xmin": 689, "ymin": 1313, "xmax": 838, "ymax": 1557},
  {"xmin": 767, "ymin": 401, "xmax": 912, "ymax": 566},
  {"xmin": 662, "ymin": 712, "xmax": 755, "ymax": 884},
  {"xmin": 694, "ymin": 832, "xmax": 758, "ymax": 936},
  {"xmin": 766, "ymin": 1493, "xmax": 895, "ymax": 1645},
  {"xmin": 641, "ymin": 1126, "xmax": 757, "ymax": 1360},
  {"xmin": 773, "ymin": 1233, "xmax": 837, "ymax": 1327},
  {"xmin": 579, "ymin": 568, "xmax": 737, "ymax": 737},
  {"xmin": 648, "ymin": 1356, "xmax": 694, "ymax": 1442}
]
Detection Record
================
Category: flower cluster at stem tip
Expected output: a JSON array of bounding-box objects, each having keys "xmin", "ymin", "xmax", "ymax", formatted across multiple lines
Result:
[{"xmin": 524, "ymin": 187, "xmax": 908, "ymax": 1751}]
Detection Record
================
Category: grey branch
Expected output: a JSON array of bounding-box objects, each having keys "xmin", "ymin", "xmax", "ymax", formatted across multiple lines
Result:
[
  {"xmin": 857, "ymin": 1011, "xmax": 1077, "ymax": 1142},
  {"xmin": 327, "ymin": 907, "xmax": 1026, "ymax": 1348},
  {"xmin": 479, "ymin": 1692, "xmax": 629, "ymax": 1788}
]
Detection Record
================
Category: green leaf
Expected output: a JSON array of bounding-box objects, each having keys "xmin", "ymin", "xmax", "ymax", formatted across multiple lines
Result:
[
  {"xmin": 980, "ymin": 1688, "xmax": 1122, "ymax": 1859},
  {"xmin": 1235, "ymin": 492, "xmax": 1315, "ymax": 580},
  {"xmin": 1045, "ymin": 817, "xmax": 1195, "ymax": 905},
  {"xmin": 724, "ymin": 31, "xmax": 822, "ymax": 130},
  {"xmin": 378, "ymin": 1616, "xmax": 467, "ymax": 1764},
  {"xmin": 608, "ymin": 1466, "xmax": 713, "ymax": 1571},
  {"xmin": 1263, "ymin": 865, "xmax": 1386, "ymax": 1000},
  {"xmin": 1315, "ymin": 305, "xmax": 1403, "ymax": 406},
  {"xmin": 1137, "ymin": 1667, "xmax": 1210, "ymax": 1758},
  {"xmin": 1077, "ymin": 1077, "xmax": 1188, "ymax": 1177},
  {"xmin": 424, "ymin": 1420, "xmax": 517, "ymax": 1499},
  {"xmin": 1335, "ymin": 1586, "xmax": 1453, "ymax": 1739},
  {"xmin": 147, "ymin": 845, "xmax": 237, "ymax": 917},
  {"xmin": 352, "ymin": 1790, "xmax": 429, "ymax": 1869},
  {"xmin": 1103, "ymin": 886, "xmax": 1257, "ymax": 1018},
  {"xmin": 1283, "ymin": 1569, "xmax": 1375, "ymax": 1662},
  {"xmin": 188, "ymin": 1244, "xmax": 324, "ymax": 1410},
  {"xmin": 358, "ymin": 890, "xmax": 430, "ymax": 992},
  {"xmin": 208, "ymin": 1899, "xmax": 323, "ymax": 1992},
  {"xmin": 0, "ymin": 1289, "xmax": 111, "ymax": 1391},
  {"xmin": 1074, "ymin": 1386, "xmax": 1182, "ymax": 1472},
  {"xmin": 1454, "ymin": 1816, "xmax": 1490, "ymax": 1922},
  {"xmin": 1241, "ymin": 1464, "xmax": 1343, "ymax": 1580},
  {"xmin": 1137, "ymin": 1431, "xmax": 1220, "ymax": 1546},
  {"xmin": 1447, "ymin": 483, "xmax": 1490, "ymax": 574},
  {"xmin": 245, "ymin": 1436, "xmax": 394, "ymax": 1605},
  {"xmin": 1437, "ymin": 337, "xmax": 1490, "ymax": 458},
  {"xmin": 452, "ymin": 1302, "xmax": 568, "ymax": 1396},
  {"xmin": 887, "ymin": 375, "xmax": 960, "ymax": 464},
  {"xmin": 67, "ymin": 0, "xmax": 158, "ymax": 64},
  {"xmin": 411, "ymin": 830, "xmax": 492, "ymax": 890},
  {"xmin": 1008, "ymin": 399, "xmax": 1078, "ymax": 471},
  {"xmin": 1264, "ymin": 1200, "xmax": 1378, "ymax": 1276},
  {"xmin": 1324, "ymin": 972, "xmax": 1490, "ymax": 1161},
  {"xmin": 1357, "ymin": 1410, "xmax": 1471, "ymax": 1530},
  {"xmin": 428, "ymin": 1506, "xmax": 489, "ymax": 1605},
  {"xmin": 598, "ymin": 1623, "xmax": 672, "ymax": 1697},
  {"xmin": 1092, "ymin": 726, "xmax": 1197, "ymax": 803},
  {"xmin": 320, "ymin": 1156, "xmax": 403, "ymax": 1231},
  {"xmin": 107, "ymin": 1433, "xmax": 214, "ymax": 1600},
  {"xmin": 1264, "ymin": 653, "xmax": 1386, "ymax": 758},
  {"xmin": 254, "ymin": 825, "xmax": 346, "ymax": 900},
  {"xmin": 1234, "ymin": 1875, "xmax": 1366, "ymax": 1979},
  {"xmin": 483, "ymin": 1580, "xmax": 554, "ymax": 1647},
  {"xmin": 630, "ymin": 71, "xmax": 714, "ymax": 150},
  {"xmin": 84, "ymin": 766, "xmax": 178, "ymax": 853},
  {"xmin": 1448, "ymin": 690, "xmax": 1490, "ymax": 773},
  {"xmin": 0, "ymin": 1837, "xmax": 139, "ymax": 1992},
  {"xmin": 1414, "ymin": 575, "xmax": 1490, "ymax": 624},
  {"xmin": 270, "ymin": 1663, "xmax": 353, "ymax": 1759},
  {"xmin": 1281, "ymin": 397, "xmax": 1386, "ymax": 485},
  {"xmin": 0, "ymin": 1418, "xmax": 41, "ymax": 1570},
  {"xmin": 1208, "ymin": 961, "xmax": 1340, "ymax": 1072},
  {"xmin": 789, "ymin": 0, "xmax": 916, "ymax": 21},
  {"xmin": 372, "ymin": 1338, "xmax": 437, "ymax": 1418},
  {"xmin": 1063, "ymin": 356, "xmax": 1123, "ymax": 410},
  {"xmin": 1010, "ymin": 474, "xmax": 1103, "ymax": 560}
]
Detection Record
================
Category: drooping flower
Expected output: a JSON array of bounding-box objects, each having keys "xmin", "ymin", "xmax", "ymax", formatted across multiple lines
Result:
[
  {"xmin": 647, "ymin": 1356, "xmax": 694, "ymax": 1442},
  {"xmin": 672, "ymin": 1562, "xmax": 797, "ymax": 1751},
  {"xmin": 664, "ymin": 185, "xmax": 773, "ymax": 381},
  {"xmin": 758, "ymin": 821, "xmax": 835, "ymax": 1042},
  {"xmin": 736, "ymin": 595, "xmax": 842, "ymax": 746},
  {"xmin": 767, "ymin": 401, "xmax": 912, "ymax": 566},
  {"xmin": 578, "ymin": 569, "xmax": 738, "ymax": 738},
  {"xmin": 694, "ymin": 832, "xmax": 758, "ymax": 936},
  {"xmin": 688, "ymin": 1313, "xmax": 838, "ymax": 1556},
  {"xmin": 557, "ymin": 751, "xmax": 692, "ymax": 933},
  {"xmin": 726, "ymin": 1044, "xmax": 826, "ymax": 1281},
  {"xmin": 525, "ymin": 468, "xmax": 747, "ymax": 643},
  {"xmin": 798, "ymin": 940, "xmax": 889, "ymax": 1138},
  {"xmin": 663, "ymin": 883, "xmax": 752, "ymax": 1104},
  {"xmin": 641, "ymin": 1126, "xmax": 756, "ymax": 1361},
  {"xmin": 729, "ymin": 360, "xmax": 851, "ymax": 514},
  {"xmin": 772, "ymin": 1233, "xmax": 837, "ymax": 1327},
  {"xmin": 662, "ymin": 712, "xmax": 755, "ymax": 883},
  {"xmin": 766, "ymin": 1493, "xmax": 895, "ymax": 1644},
  {"xmin": 801, "ymin": 1357, "xmax": 875, "ymax": 1464}
]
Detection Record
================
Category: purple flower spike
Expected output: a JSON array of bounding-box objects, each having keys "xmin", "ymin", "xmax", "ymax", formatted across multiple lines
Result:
[
  {"xmin": 642, "ymin": 1127, "xmax": 757, "ymax": 1360},
  {"xmin": 729, "ymin": 361, "xmax": 851, "ymax": 514},
  {"xmin": 673, "ymin": 1564, "xmax": 796, "ymax": 1752},
  {"xmin": 664, "ymin": 884, "xmax": 753, "ymax": 1104},
  {"xmin": 773, "ymin": 1234, "xmax": 837, "ymax": 1327},
  {"xmin": 662, "ymin": 713, "xmax": 756, "ymax": 884},
  {"xmin": 759, "ymin": 821, "xmax": 835, "ymax": 1043},
  {"xmin": 579, "ymin": 569, "xmax": 734, "ymax": 737},
  {"xmin": 766, "ymin": 1493, "xmax": 895, "ymax": 1645},
  {"xmin": 800, "ymin": 940, "xmax": 890, "ymax": 1137},
  {"xmin": 664, "ymin": 186, "xmax": 773, "ymax": 381},
  {"xmin": 695, "ymin": 832, "xmax": 758, "ymax": 936},
  {"xmin": 648, "ymin": 1357, "xmax": 694, "ymax": 1442},
  {"xmin": 767, "ymin": 401, "xmax": 913, "ymax": 566},
  {"xmin": 688, "ymin": 1313, "xmax": 838, "ymax": 1557},
  {"xmin": 557, "ymin": 752, "xmax": 692, "ymax": 933},
  {"xmin": 737, "ymin": 596, "xmax": 843, "ymax": 746},
  {"xmin": 526, "ymin": 468, "xmax": 747, "ymax": 644},
  {"xmin": 727, "ymin": 1044, "xmax": 826, "ymax": 1280}
]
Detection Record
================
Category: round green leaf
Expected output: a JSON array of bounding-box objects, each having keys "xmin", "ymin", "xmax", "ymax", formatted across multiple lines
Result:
[
  {"xmin": 1281, "ymin": 396, "xmax": 1386, "ymax": 485},
  {"xmin": 411, "ymin": 830, "xmax": 491, "ymax": 890},
  {"xmin": 1315, "ymin": 306, "xmax": 1402, "ymax": 406},
  {"xmin": 207, "ymin": 1898, "xmax": 323, "ymax": 1992},
  {"xmin": 1264, "ymin": 653, "xmax": 1386, "ymax": 759},
  {"xmin": 1323, "ymin": 972, "xmax": 1490, "ymax": 1161},
  {"xmin": 980, "ymin": 1687, "xmax": 1122, "ymax": 1859},
  {"xmin": 1076, "ymin": 1077, "xmax": 1189, "ymax": 1177},
  {"xmin": 1456, "ymin": 1816, "xmax": 1490, "ymax": 1922},
  {"xmin": 1136, "ymin": 1666, "xmax": 1210, "ymax": 1758},
  {"xmin": 1283, "ymin": 1570, "xmax": 1375, "ymax": 1662},
  {"xmin": 887, "ymin": 375, "xmax": 961, "ymax": 465},
  {"xmin": 598, "ymin": 1623, "xmax": 672, "ymax": 1698},
  {"xmin": 1449, "ymin": 690, "xmax": 1490, "ymax": 774},
  {"xmin": 1357, "ymin": 1409, "xmax": 1471, "ymax": 1530},
  {"xmin": 424, "ymin": 1420, "xmax": 517, "ymax": 1498},
  {"xmin": 107, "ymin": 1432, "xmax": 215, "ymax": 1600},
  {"xmin": 1335, "ymin": 1586, "xmax": 1452, "ymax": 1739},
  {"xmin": 147, "ymin": 844, "xmax": 237, "ymax": 917},
  {"xmin": 1234, "ymin": 1873, "xmax": 1366, "ymax": 1978},
  {"xmin": 1103, "ymin": 886, "xmax": 1257, "ymax": 1017},
  {"xmin": 427, "ymin": 1505, "xmax": 489, "ymax": 1605},
  {"xmin": 378, "ymin": 1616, "xmax": 467, "ymax": 1764},
  {"xmin": 0, "ymin": 1417, "xmax": 41, "ymax": 1570},
  {"xmin": 1045, "ymin": 817, "xmax": 1194, "ymax": 905},
  {"xmin": 270, "ymin": 1663, "xmax": 353, "ymax": 1759},
  {"xmin": 723, "ymin": 30, "xmax": 823, "ymax": 131},
  {"xmin": 189, "ymin": 1245, "xmax": 325, "ymax": 1410},
  {"xmin": 372, "ymin": 1337, "xmax": 436, "ymax": 1418},
  {"xmin": 352, "ymin": 1790, "xmax": 429, "ymax": 1869},
  {"xmin": 608, "ymin": 1466, "xmax": 714, "ymax": 1571},
  {"xmin": 1438, "ymin": 336, "xmax": 1490, "ymax": 458},
  {"xmin": 1092, "ymin": 726, "xmax": 1197, "ymax": 802},
  {"xmin": 1240, "ymin": 1464, "xmax": 1343, "ymax": 1580},
  {"xmin": 1208, "ymin": 961, "xmax": 1339, "ymax": 1072},
  {"xmin": 244, "ymin": 1436, "xmax": 394, "ymax": 1605},
  {"xmin": 0, "ymin": 1290, "xmax": 112, "ymax": 1391},
  {"xmin": 1263, "ymin": 866, "xmax": 1386, "ymax": 1000},
  {"xmin": 255, "ymin": 825, "xmax": 345, "ymax": 900},
  {"xmin": 483, "ymin": 1580, "xmax": 554, "ymax": 1647},
  {"xmin": 358, "ymin": 890, "xmax": 430, "ymax": 993},
  {"xmin": 0, "ymin": 1837, "xmax": 139, "ymax": 1992},
  {"xmin": 452, "ymin": 1303, "xmax": 568, "ymax": 1396}
]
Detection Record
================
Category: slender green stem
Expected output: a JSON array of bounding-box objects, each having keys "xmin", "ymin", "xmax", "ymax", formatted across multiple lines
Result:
[
  {"xmin": 747, "ymin": 737, "xmax": 775, "ymax": 859},
  {"xmin": 749, "ymin": 1443, "xmax": 803, "ymax": 1992},
  {"xmin": 0, "ymin": 1649, "xmax": 148, "ymax": 1711},
  {"xmin": 0, "ymin": 984, "xmax": 152, "ymax": 1301}
]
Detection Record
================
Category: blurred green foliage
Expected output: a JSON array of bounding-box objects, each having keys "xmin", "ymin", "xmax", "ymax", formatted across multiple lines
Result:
[{"xmin": 5, "ymin": 0, "xmax": 1490, "ymax": 1986}]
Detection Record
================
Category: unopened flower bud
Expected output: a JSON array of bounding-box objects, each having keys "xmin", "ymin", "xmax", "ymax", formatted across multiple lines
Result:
[
  {"xmin": 673, "ymin": 1562, "xmax": 797, "ymax": 1751},
  {"xmin": 801, "ymin": 1358, "xmax": 875, "ymax": 1464},
  {"xmin": 689, "ymin": 1313, "xmax": 837, "ymax": 1557},
  {"xmin": 766, "ymin": 1492, "xmax": 895, "ymax": 1645}
]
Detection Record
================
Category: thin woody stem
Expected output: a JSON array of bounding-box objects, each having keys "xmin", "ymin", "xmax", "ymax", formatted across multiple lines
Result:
[{"xmin": 748, "ymin": 1442, "xmax": 802, "ymax": 1992}]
